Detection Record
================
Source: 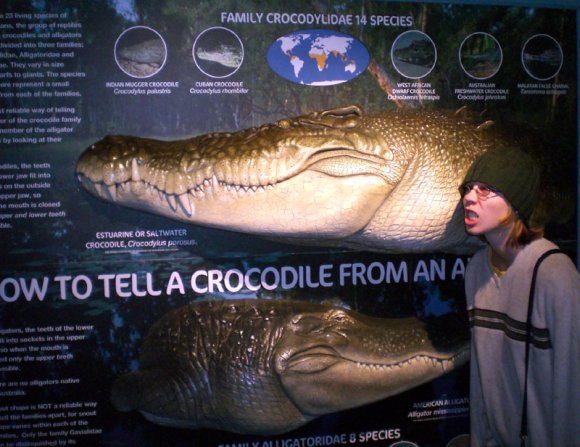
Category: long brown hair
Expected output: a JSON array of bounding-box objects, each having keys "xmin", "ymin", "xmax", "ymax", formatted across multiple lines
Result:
[
  {"xmin": 471, "ymin": 205, "xmax": 543, "ymax": 247},
  {"xmin": 501, "ymin": 208, "xmax": 544, "ymax": 248}
]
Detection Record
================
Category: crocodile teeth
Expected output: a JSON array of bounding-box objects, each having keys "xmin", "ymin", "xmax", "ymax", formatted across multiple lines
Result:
[
  {"xmin": 124, "ymin": 176, "xmax": 278, "ymax": 210},
  {"xmin": 130, "ymin": 181, "xmax": 145, "ymax": 195},
  {"xmin": 177, "ymin": 193, "xmax": 193, "ymax": 216},
  {"xmin": 131, "ymin": 158, "xmax": 141, "ymax": 181},
  {"xmin": 100, "ymin": 184, "xmax": 117, "ymax": 201},
  {"xmin": 166, "ymin": 194, "xmax": 178, "ymax": 211},
  {"xmin": 79, "ymin": 176, "xmax": 97, "ymax": 195}
]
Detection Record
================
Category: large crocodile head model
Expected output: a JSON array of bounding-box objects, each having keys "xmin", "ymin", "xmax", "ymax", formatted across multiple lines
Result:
[
  {"xmin": 111, "ymin": 299, "xmax": 469, "ymax": 435},
  {"xmin": 76, "ymin": 105, "xmax": 557, "ymax": 253}
]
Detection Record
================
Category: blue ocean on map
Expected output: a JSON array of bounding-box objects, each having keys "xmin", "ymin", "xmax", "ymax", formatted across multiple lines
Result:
[{"xmin": 267, "ymin": 29, "xmax": 370, "ymax": 86}]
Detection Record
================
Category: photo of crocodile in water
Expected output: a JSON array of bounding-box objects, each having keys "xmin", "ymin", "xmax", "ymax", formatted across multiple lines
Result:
[
  {"xmin": 115, "ymin": 26, "xmax": 167, "ymax": 78},
  {"xmin": 193, "ymin": 26, "xmax": 244, "ymax": 78},
  {"xmin": 521, "ymin": 34, "xmax": 564, "ymax": 81},
  {"xmin": 391, "ymin": 30, "xmax": 437, "ymax": 78},
  {"xmin": 459, "ymin": 33, "xmax": 502, "ymax": 80}
]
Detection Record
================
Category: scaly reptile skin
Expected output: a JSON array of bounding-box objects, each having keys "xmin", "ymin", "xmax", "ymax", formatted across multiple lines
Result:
[
  {"xmin": 77, "ymin": 105, "xmax": 545, "ymax": 253},
  {"xmin": 110, "ymin": 299, "xmax": 469, "ymax": 434}
]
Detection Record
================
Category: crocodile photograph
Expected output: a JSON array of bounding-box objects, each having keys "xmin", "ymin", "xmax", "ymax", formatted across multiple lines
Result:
[
  {"xmin": 110, "ymin": 299, "xmax": 469, "ymax": 435},
  {"xmin": 76, "ymin": 105, "xmax": 565, "ymax": 255}
]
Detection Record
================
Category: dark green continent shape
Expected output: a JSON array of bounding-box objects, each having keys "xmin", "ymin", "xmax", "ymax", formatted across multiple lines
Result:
[{"xmin": 111, "ymin": 299, "xmax": 469, "ymax": 435}]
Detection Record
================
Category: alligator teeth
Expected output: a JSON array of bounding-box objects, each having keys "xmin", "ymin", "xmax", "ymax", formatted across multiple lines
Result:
[{"xmin": 352, "ymin": 355, "xmax": 450, "ymax": 372}]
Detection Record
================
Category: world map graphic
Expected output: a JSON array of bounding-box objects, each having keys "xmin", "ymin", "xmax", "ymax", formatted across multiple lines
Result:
[{"xmin": 267, "ymin": 29, "xmax": 370, "ymax": 86}]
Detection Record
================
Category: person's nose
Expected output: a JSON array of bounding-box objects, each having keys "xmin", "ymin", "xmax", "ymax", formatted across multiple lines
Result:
[{"xmin": 463, "ymin": 188, "xmax": 477, "ymax": 205}]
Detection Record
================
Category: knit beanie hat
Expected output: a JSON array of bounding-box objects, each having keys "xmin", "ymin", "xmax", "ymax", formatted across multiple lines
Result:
[{"xmin": 461, "ymin": 146, "xmax": 540, "ymax": 224}]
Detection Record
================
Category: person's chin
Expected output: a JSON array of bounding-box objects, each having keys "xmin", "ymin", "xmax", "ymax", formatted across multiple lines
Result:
[{"xmin": 464, "ymin": 224, "xmax": 482, "ymax": 236}]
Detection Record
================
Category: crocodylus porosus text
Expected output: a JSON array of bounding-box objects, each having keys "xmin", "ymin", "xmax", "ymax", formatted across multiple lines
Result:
[
  {"xmin": 111, "ymin": 299, "xmax": 469, "ymax": 434},
  {"xmin": 77, "ymin": 105, "xmax": 551, "ymax": 253}
]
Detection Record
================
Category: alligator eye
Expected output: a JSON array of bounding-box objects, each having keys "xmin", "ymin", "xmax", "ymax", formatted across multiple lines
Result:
[{"xmin": 278, "ymin": 119, "xmax": 290, "ymax": 129}]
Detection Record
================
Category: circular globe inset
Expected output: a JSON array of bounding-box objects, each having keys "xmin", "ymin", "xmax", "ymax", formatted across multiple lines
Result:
[
  {"xmin": 267, "ymin": 29, "xmax": 370, "ymax": 86},
  {"xmin": 193, "ymin": 27, "xmax": 244, "ymax": 78},
  {"xmin": 459, "ymin": 32, "xmax": 502, "ymax": 80},
  {"xmin": 391, "ymin": 30, "xmax": 437, "ymax": 79},
  {"xmin": 114, "ymin": 26, "xmax": 167, "ymax": 78},
  {"xmin": 521, "ymin": 34, "xmax": 563, "ymax": 81}
]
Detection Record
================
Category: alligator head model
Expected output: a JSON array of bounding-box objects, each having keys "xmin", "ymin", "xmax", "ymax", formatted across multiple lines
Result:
[
  {"xmin": 111, "ymin": 299, "xmax": 469, "ymax": 435},
  {"xmin": 77, "ymin": 105, "xmax": 558, "ymax": 254}
]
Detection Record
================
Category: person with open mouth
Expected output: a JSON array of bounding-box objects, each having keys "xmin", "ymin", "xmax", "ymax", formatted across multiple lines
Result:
[{"xmin": 458, "ymin": 146, "xmax": 579, "ymax": 447}]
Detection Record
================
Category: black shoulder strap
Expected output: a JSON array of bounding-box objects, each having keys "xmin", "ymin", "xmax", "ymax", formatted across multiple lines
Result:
[{"xmin": 520, "ymin": 248, "xmax": 564, "ymax": 447}]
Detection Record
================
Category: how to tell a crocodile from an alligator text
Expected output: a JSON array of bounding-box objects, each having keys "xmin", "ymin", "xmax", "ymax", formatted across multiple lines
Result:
[{"xmin": 0, "ymin": 257, "xmax": 469, "ymax": 302}]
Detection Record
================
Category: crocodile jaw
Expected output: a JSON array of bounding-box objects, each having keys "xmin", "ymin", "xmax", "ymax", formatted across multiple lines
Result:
[{"xmin": 78, "ymin": 170, "xmax": 391, "ymax": 237}]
